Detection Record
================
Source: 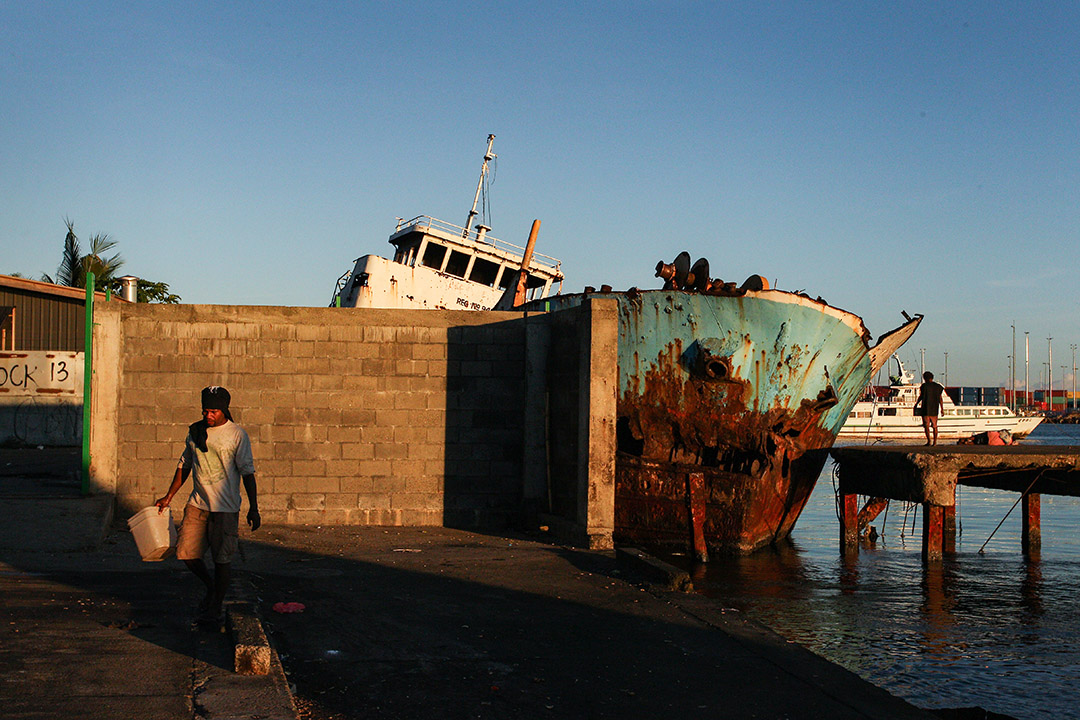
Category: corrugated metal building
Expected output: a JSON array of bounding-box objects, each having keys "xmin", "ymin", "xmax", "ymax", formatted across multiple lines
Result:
[{"xmin": 0, "ymin": 274, "xmax": 113, "ymax": 351}]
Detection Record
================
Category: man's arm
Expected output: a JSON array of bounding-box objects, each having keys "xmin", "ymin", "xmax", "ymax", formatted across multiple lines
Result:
[
  {"xmin": 154, "ymin": 466, "xmax": 192, "ymax": 513},
  {"xmin": 243, "ymin": 473, "xmax": 260, "ymax": 531}
]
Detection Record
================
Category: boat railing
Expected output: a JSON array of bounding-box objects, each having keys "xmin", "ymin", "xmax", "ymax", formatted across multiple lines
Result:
[
  {"xmin": 395, "ymin": 215, "xmax": 563, "ymax": 274},
  {"xmin": 330, "ymin": 269, "xmax": 351, "ymax": 307}
]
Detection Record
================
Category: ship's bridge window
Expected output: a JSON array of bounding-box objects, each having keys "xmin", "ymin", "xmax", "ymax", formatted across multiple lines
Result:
[
  {"xmin": 879, "ymin": 408, "xmax": 897, "ymax": 416},
  {"xmin": 469, "ymin": 257, "xmax": 500, "ymax": 286},
  {"xmin": 445, "ymin": 250, "xmax": 470, "ymax": 278},
  {"xmin": 498, "ymin": 268, "xmax": 516, "ymax": 290},
  {"xmin": 422, "ymin": 243, "xmax": 447, "ymax": 269}
]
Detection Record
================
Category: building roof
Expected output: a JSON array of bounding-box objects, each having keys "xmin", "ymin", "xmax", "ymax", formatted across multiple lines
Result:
[{"xmin": 0, "ymin": 273, "xmax": 120, "ymax": 302}]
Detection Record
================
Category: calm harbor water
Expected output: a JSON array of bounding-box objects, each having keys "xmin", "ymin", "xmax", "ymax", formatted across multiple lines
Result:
[{"xmin": 679, "ymin": 424, "xmax": 1080, "ymax": 720}]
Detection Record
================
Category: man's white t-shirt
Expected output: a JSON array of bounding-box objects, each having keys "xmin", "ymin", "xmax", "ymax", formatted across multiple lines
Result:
[{"xmin": 178, "ymin": 420, "xmax": 255, "ymax": 512}]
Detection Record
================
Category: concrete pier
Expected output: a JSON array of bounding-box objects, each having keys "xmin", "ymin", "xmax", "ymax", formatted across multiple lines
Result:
[{"xmin": 830, "ymin": 445, "xmax": 1080, "ymax": 561}]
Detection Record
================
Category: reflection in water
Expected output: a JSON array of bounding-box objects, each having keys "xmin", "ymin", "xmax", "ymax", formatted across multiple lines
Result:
[{"xmin": 663, "ymin": 426, "xmax": 1080, "ymax": 720}]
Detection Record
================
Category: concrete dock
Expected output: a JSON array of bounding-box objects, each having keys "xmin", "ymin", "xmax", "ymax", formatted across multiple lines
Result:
[
  {"xmin": 0, "ymin": 451, "xmax": 948, "ymax": 720},
  {"xmin": 831, "ymin": 444, "xmax": 1080, "ymax": 560}
]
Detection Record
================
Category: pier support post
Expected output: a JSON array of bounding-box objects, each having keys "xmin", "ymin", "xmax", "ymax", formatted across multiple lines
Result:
[
  {"xmin": 687, "ymin": 472, "xmax": 708, "ymax": 563},
  {"xmin": 840, "ymin": 493, "xmax": 859, "ymax": 558},
  {"xmin": 943, "ymin": 505, "xmax": 956, "ymax": 554},
  {"xmin": 1022, "ymin": 493, "xmax": 1041, "ymax": 560},
  {"xmin": 922, "ymin": 503, "xmax": 944, "ymax": 562}
]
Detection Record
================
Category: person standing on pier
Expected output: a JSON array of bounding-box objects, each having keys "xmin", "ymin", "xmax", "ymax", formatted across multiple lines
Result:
[
  {"xmin": 914, "ymin": 371, "xmax": 947, "ymax": 445},
  {"xmin": 154, "ymin": 386, "xmax": 261, "ymax": 627}
]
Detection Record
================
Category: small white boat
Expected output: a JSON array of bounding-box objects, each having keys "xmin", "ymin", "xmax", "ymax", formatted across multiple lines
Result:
[
  {"xmin": 837, "ymin": 356, "xmax": 1043, "ymax": 443},
  {"xmin": 331, "ymin": 135, "xmax": 564, "ymax": 310}
]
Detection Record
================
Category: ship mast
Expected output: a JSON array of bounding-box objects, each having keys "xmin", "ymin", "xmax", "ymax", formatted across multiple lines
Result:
[{"xmin": 464, "ymin": 134, "xmax": 496, "ymax": 238}]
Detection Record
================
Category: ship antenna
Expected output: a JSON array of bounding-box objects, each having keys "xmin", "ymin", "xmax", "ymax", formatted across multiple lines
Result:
[{"xmin": 464, "ymin": 134, "xmax": 496, "ymax": 238}]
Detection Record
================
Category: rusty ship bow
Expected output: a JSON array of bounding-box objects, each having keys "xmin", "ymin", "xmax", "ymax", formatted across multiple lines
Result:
[{"xmin": 538, "ymin": 255, "xmax": 920, "ymax": 554}]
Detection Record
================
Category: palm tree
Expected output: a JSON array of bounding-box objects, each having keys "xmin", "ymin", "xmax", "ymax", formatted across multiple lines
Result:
[{"xmin": 42, "ymin": 218, "xmax": 124, "ymax": 288}]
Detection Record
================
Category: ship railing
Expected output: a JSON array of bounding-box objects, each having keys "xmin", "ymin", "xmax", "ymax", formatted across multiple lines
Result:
[
  {"xmin": 330, "ymin": 269, "xmax": 351, "ymax": 307},
  {"xmin": 395, "ymin": 215, "xmax": 563, "ymax": 274}
]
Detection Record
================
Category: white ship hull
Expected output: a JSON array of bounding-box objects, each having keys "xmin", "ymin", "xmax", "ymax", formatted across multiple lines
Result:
[{"xmin": 838, "ymin": 399, "xmax": 1043, "ymax": 442}]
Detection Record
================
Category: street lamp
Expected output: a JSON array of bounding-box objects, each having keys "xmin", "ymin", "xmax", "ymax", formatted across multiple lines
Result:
[
  {"xmin": 1025, "ymin": 332, "xmax": 1030, "ymax": 406},
  {"xmin": 944, "ymin": 352, "xmax": 948, "ymax": 386},
  {"xmin": 1011, "ymin": 324, "xmax": 1016, "ymax": 410},
  {"xmin": 1049, "ymin": 337, "xmax": 1054, "ymax": 413},
  {"xmin": 1072, "ymin": 344, "xmax": 1077, "ymax": 412}
]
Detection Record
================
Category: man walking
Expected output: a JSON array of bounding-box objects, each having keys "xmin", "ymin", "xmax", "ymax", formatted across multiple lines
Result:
[
  {"xmin": 155, "ymin": 386, "xmax": 260, "ymax": 626},
  {"xmin": 914, "ymin": 371, "xmax": 948, "ymax": 446}
]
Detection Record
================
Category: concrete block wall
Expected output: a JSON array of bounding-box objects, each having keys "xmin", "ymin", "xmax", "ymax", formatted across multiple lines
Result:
[
  {"xmin": 90, "ymin": 300, "xmax": 617, "ymax": 544},
  {"xmin": 91, "ymin": 303, "xmax": 533, "ymax": 527}
]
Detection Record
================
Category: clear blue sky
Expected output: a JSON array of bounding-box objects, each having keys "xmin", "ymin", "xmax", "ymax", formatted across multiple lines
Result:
[{"xmin": 3, "ymin": 2, "xmax": 1077, "ymax": 389}]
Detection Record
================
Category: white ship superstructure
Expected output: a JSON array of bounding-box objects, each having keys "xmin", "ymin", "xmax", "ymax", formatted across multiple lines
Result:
[
  {"xmin": 331, "ymin": 135, "xmax": 563, "ymax": 310},
  {"xmin": 838, "ymin": 357, "xmax": 1043, "ymax": 442}
]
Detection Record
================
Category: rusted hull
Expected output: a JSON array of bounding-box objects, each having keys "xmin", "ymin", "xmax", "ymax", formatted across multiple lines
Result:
[
  {"xmin": 615, "ymin": 451, "xmax": 829, "ymax": 553},
  {"xmin": 543, "ymin": 289, "xmax": 920, "ymax": 553}
]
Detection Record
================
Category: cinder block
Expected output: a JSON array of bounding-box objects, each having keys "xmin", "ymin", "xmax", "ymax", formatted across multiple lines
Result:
[
  {"xmin": 381, "ymin": 342, "xmax": 414, "ymax": 359},
  {"xmin": 408, "ymin": 443, "xmax": 445, "ymax": 461},
  {"xmin": 297, "ymin": 325, "xmax": 331, "ymax": 342},
  {"xmin": 375, "ymin": 409, "xmax": 413, "ymax": 427},
  {"xmin": 379, "ymin": 376, "xmax": 412, "ymax": 392},
  {"xmin": 255, "ymin": 493, "xmax": 288, "ymax": 511},
  {"xmin": 294, "ymin": 424, "xmax": 329, "ymax": 444},
  {"xmin": 355, "ymin": 493, "xmax": 392, "ymax": 510},
  {"xmin": 122, "ymin": 354, "xmax": 159, "ymax": 372},
  {"xmin": 288, "ymin": 475, "xmax": 340, "ymax": 494},
  {"xmin": 412, "ymin": 344, "xmax": 446, "ymax": 360},
  {"xmin": 390, "ymin": 460, "xmax": 426, "ymax": 477},
  {"xmin": 356, "ymin": 459, "xmax": 393, "ymax": 476},
  {"xmin": 399, "ymin": 509, "xmax": 442, "ymax": 525},
  {"xmin": 405, "ymin": 476, "xmax": 443, "ymax": 494},
  {"xmin": 259, "ymin": 324, "xmax": 298, "ymax": 341},
  {"xmin": 395, "ymin": 360, "xmax": 428, "ymax": 376},
  {"xmin": 312, "ymin": 374, "xmax": 344, "ymax": 391},
  {"xmin": 371, "ymin": 476, "xmax": 407, "ymax": 494},
  {"xmin": 288, "ymin": 509, "xmax": 330, "ymax": 524},
  {"xmin": 392, "ymin": 426, "xmax": 428, "ymax": 443},
  {"xmin": 324, "ymin": 493, "xmax": 359, "ymax": 509},
  {"xmin": 341, "ymin": 443, "xmax": 375, "ymax": 460},
  {"xmin": 392, "ymin": 493, "xmax": 444, "ymax": 513},
  {"xmin": 340, "ymin": 476, "xmax": 374, "ymax": 493},
  {"xmin": 328, "ymin": 325, "xmax": 365, "ymax": 342},
  {"xmin": 136, "ymin": 442, "xmax": 174, "ymax": 460},
  {"xmin": 374, "ymin": 443, "xmax": 408, "ymax": 460},
  {"xmin": 360, "ymin": 426, "xmax": 394, "ymax": 443},
  {"xmin": 324, "ymin": 458, "xmax": 362, "ymax": 477},
  {"xmin": 290, "ymin": 459, "xmax": 327, "ymax": 476},
  {"xmin": 288, "ymin": 493, "xmax": 325, "ymax": 511},
  {"xmin": 392, "ymin": 394, "xmax": 428, "ymax": 410},
  {"xmin": 227, "ymin": 602, "xmax": 271, "ymax": 675},
  {"xmin": 343, "ymin": 375, "xmax": 378, "ymax": 392},
  {"xmin": 291, "ymin": 357, "xmax": 330, "ymax": 375},
  {"xmin": 363, "ymin": 326, "xmax": 396, "ymax": 344},
  {"xmin": 327, "ymin": 426, "xmax": 361, "ymax": 443},
  {"xmin": 362, "ymin": 358, "xmax": 395, "ymax": 376}
]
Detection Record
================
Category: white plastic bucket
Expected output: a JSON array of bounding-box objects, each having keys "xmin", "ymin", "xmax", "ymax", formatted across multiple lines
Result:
[{"xmin": 127, "ymin": 506, "xmax": 177, "ymax": 561}]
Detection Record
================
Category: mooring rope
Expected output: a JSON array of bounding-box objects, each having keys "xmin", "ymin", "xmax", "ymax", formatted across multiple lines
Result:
[{"xmin": 977, "ymin": 469, "xmax": 1046, "ymax": 554}]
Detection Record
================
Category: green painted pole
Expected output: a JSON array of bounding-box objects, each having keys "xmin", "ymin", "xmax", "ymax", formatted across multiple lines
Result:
[{"xmin": 82, "ymin": 272, "xmax": 95, "ymax": 495}]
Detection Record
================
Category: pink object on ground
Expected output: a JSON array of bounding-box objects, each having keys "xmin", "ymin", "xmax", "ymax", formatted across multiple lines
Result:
[{"xmin": 272, "ymin": 602, "xmax": 306, "ymax": 613}]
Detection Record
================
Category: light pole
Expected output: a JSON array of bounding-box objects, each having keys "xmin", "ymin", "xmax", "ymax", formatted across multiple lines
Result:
[
  {"xmin": 1049, "ymin": 337, "xmax": 1054, "ymax": 413},
  {"xmin": 1043, "ymin": 363, "xmax": 1049, "ymax": 407},
  {"xmin": 1025, "ymin": 332, "xmax": 1030, "ymax": 406},
  {"xmin": 944, "ymin": 352, "xmax": 948, "ymax": 386},
  {"xmin": 1072, "ymin": 344, "xmax": 1077, "ymax": 412},
  {"xmin": 1011, "ymin": 324, "xmax": 1016, "ymax": 410}
]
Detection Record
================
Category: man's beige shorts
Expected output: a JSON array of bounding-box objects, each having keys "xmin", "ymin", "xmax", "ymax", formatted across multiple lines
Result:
[{"xmin": 176, "ymin": 504, "xmax": 239, "ymax": 564}]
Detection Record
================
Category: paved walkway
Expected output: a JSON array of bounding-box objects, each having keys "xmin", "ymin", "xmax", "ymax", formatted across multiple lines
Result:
[{"xmin": 0, "ymin": 449, "xmax": 942, "ymax": 720}]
